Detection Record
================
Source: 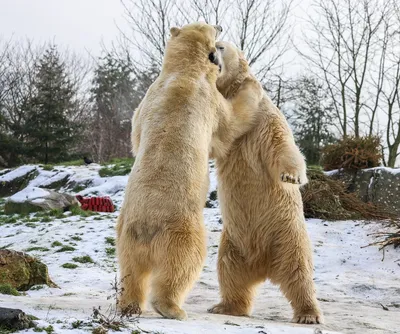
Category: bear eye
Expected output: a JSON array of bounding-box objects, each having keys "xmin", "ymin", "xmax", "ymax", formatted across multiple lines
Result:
[{"xmin": 217, "ymin": 46, "xmax": 225, "ymax": 51}]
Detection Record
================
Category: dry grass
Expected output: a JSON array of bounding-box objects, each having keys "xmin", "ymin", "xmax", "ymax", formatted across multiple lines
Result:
[
  {"xmin": 362, "ymin": 222, "xmax": 400, "ymax": 254},
  {"xmin": 301, "ymin": 169, "xmax": 395, "ymax": 221}
]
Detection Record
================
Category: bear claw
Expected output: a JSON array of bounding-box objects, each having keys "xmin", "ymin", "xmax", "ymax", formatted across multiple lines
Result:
[
  {"xmin": 281, "ymin": 173, "xmax": 301, "ymax": 184},
  {"xmin": 292, "ymin": 314, "xmax": 322, "ymax": 324}
]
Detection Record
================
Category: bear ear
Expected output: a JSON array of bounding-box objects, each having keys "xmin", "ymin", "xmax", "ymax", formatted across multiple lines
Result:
[{"xmin": 170, "ymin": 27, "xmax": 181, "ymax": 37}]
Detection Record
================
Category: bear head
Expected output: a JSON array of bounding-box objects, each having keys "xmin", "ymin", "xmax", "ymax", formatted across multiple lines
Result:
[
  {"xmin": 215, "ymin": 41, "xmax": 250, "ymax": 98},
  {"xmin": 163, "ymin": 22, "xmax": 223, "ymax": 73}
]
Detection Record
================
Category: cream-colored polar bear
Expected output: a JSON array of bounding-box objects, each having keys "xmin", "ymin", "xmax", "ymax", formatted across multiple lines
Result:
[
  {"xmin": 208, "ymin": 41, "xmax": 323, "ymax": 324},
  {"xmin": 116, "ymin": 24, "xmax": 257, "ymax": 321}
]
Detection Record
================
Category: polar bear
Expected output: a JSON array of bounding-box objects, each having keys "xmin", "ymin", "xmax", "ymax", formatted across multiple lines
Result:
[
  {"xmin": 116, "ymin": 24, "xmax": 257, "ymax": 321},
  {"xmin": 208, "ymin": 41, "xmax": 323, "ymax": 324}
]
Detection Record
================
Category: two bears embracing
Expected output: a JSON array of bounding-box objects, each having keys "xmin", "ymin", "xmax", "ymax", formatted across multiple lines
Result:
[{"xmin": 116, "ymin": 22, "xmax": 323, "ymax": 325}]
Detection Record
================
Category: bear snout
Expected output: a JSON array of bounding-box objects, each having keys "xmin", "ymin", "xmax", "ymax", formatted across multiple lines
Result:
[{"xmin": 209, "ymin": 52, "xmax": 220, "ymax": 67}]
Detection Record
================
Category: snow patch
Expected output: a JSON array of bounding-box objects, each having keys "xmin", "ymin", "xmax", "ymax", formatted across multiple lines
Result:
[
  {"xmin": 8, "ymin": 186, "xmax": 50, "ymax": 203},
  {"xmin": 0, "ymin": 165, "xmax": 36, "ymax": 182},
  {"xmin": 79, "ymin": 175, "xmax": 129, "ymax": 197}
]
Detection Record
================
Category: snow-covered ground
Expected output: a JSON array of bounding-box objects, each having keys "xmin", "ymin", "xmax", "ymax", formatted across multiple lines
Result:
[{"xmin": 0, "ymin": 164, "xmax": 399, "ymax": 334}]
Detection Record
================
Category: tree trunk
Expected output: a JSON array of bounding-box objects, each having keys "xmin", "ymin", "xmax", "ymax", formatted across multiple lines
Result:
[{"xmin": 387, "ymin": 144, "xmax": 400, "ymax": 168}]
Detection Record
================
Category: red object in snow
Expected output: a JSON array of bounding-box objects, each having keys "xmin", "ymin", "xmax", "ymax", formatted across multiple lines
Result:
[{"xmin": 75, "ymin": 195, "xmax": 115, "ymax": 212}]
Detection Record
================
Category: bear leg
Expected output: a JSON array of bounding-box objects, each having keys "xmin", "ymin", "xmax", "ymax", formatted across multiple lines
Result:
[
  {"xmin": 117, "ymin": 231, "xmax": 151, "ymax": 313},
  {"xmin": 208, "ymin": 231, "xmax": 262, "ymax": 316},
  {"xmin": 271, "ymin": 238, "xmax": 323, "ymax": 324},
  {"xmin": 151, "ymin": 230, "xmax": 206, "ymax": 321}
]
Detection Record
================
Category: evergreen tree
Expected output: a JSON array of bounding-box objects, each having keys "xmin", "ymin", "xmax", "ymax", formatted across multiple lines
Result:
[
  {"xmin": 292, "ymin": 76, "xmax": 336, "ymax": 165},
  {"xmin": 90, "ymin": 53, "xmax": 137, "ymax": 162},
  {"xmin": 25, "ymin": 45, "xmax": 79, "ymax": 164}
]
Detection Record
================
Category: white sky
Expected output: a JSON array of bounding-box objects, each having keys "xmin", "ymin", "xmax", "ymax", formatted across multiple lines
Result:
[
  {"xmin": 0, "ymin": 0, "xmax": 312, "ymax": 63},
  {"xmin": 0, "ymin": 0, "xmax": 127, "ymax": 56}
]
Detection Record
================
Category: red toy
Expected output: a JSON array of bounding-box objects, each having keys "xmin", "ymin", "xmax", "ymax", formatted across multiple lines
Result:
[{"xmin": 75, "ymin": 195, "xmax": 115, "ymax": 212}]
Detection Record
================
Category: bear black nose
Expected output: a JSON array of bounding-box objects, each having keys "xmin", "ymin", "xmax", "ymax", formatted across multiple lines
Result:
[{"xmin": 208, "ymin": 52, "xmax": 219, "ymax": 66}]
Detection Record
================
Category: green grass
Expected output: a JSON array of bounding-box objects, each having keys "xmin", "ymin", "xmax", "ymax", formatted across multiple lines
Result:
[
  {"xmin": 24, "ymin": 246, "xmax": 50, "ymax": 252},
  {"xmin": 307, "ymin": 165, "xmax": 323, "ymax": 172},
  {"xmin": 72, "ymin": 184, "xmax": 86, "ymax": 193},
  {"xmin": 51, "ymin": 241, "xmax": 63, "ymax": 247},
  {"xmin": 33, "ymin": 325, "xmax": 54, "ymax": 333},
  {"xmin": 55, "ymin": 245, "xmax": 76, "ymax": 252},
  {"xmin": 98, "ymin": 157, "xmax": 134, "ymax": 177},
  {"xmin": 25, "ymin": 222, "xmax": 37, "ymax": 228},
  {"xmin": 0, "ymin": 283, "xmax": 20, "ymax": 296},
  {"xmin": 60, "ymin": 159, "xmax": 84, "ymax": 166},
  {"xmin": 105, "ymin": 237, "xmax": 115, "ymax": 246},
  {"xmin": 105, "ymin": 247, "xmax": 116, "ymax": 256},
  {"xmin": 41, "ymin": 164, "xmax": 54, "ymax": 171},
  {"xmin": 69, "ymin": 205, "xmax": 98, "ymax": 217},
  {"xmin": 0, "ymin": 216, "xmax": 17, "ymax": 225},
  {"xmin": 48, "ymin": 208, "xmax": 66, "ymax": 219},
  {"xmin": 0, "ymin": 243, "xmax": 14, "ymax": 250},
  {"xmin": 72, "ymin": 320, "xmax": 83, "ymax": 329},
  {"xmin": 71, "ymin": 236, "xmax": 82, "ymax": 241},
  {"xmin": 72, "ymin": 255, "xmax": 94, "ymax": 263},
  {"xmin": 61, "ymin": 263, "xmax": 78, "ymax": 269}
]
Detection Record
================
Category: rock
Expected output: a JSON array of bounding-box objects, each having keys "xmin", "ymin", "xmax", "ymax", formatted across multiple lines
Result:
[
  {"xmin": 0, "ymin": 249, "xmax": 58, "ymax": 291},
  {"xmin": 328, "ymin": 167, "xmax": 400, "ymax": 215},
  {"xmin": 205, "ymin": 190, "xmax": 218, "ymax": 208},
  {"xmin": 0, "ymin": 307, "xmax": 35, "ymax": 331},
  {"xmin": 0, "ymin": 166, "xmax": 38, "ymax": 197},
  {"xmin": 4, "ymin": 187, "xmax": 78, "ymax": 214},
  {"xmin": 209, "ymin": 190, "xmax": 218, "ymax": 201},
  {"xmin": 40, "ymin": 174, "xmax": 70, "ymax": 190}
]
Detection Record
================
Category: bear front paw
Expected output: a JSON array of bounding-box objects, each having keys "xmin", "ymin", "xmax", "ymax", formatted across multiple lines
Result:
[{"xmin": 281, "ymin": 172, "xmax": 302, "ymax": 184}]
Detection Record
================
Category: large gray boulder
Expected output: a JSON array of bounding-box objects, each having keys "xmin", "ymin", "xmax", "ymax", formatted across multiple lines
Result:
[
  {"xmin": 4, "ymin": 186, "xmax": 78, "ymax": 214},
  {"xmin": 329, "ymin": 167, "xmax": 400, "ymax": 215}
]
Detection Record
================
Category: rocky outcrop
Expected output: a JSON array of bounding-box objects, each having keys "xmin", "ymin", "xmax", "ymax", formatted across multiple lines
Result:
[
  {"xmin": 0, "ymin": 249, "xmax": 57, "ymax": 291},
  {"xmin": 0, "ymin": 307, "xmax": 35, "ymax": 331},
  {"xmin": 4, "ymin": 187, "xmax": 78, "ymax": 214},
  {"xmin": 0, "ymin": 166, "xmax": 38, "ymax": 197},
  {"xmin": 328, "ymin": 167, "xmax": 400, "ymax": 215}
]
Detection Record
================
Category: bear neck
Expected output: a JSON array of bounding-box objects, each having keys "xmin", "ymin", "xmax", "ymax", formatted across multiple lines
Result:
[{"xmin": 217, "ymin": 59, "xmax": 249, "ymax": 99}]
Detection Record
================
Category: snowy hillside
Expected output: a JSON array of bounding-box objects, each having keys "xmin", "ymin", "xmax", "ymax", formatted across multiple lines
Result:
[{"xmin": 0, "ymin": 163, "xmax": 399, "ymax": 334}]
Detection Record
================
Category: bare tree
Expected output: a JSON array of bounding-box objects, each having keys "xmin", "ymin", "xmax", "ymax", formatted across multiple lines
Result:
[
  {"xmin": 231, "ymin": 0, "xmax": 292, "ymax": 78},
  {"xmin": 300, "ymin": 0, "xmax": 390, "ymax": 138},
  {"xmin": 118, "ymin": 0, "xmax": 293, "ymax": 82},
  {"xmin": 382, "ymin": 1, "xmax": 400, "ymax": 167},
  {"xmin": 118, "ymin": 0, "xmax": 190, "ymax": 70},
  {"xmin": 190, "ymin": 0, "xmax": 230, "ymax": 25}
]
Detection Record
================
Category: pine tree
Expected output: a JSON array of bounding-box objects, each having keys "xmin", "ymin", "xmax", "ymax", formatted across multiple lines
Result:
[
  {"xmin": 25, "ymin": 45, "xmax": 79, "ymax": 164},
  {"xmin": 90, "ymin": 53, "xmax": 137, "ymax": 162},
  {"xmin": 292, "ymin": 76, "xmax": 336, "ymax": 165}
]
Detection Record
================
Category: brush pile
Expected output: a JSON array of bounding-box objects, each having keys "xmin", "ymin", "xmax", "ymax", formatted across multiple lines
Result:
[{"xmin": 301, "ymin": 168, "xmax": 395, "ymax": 220}]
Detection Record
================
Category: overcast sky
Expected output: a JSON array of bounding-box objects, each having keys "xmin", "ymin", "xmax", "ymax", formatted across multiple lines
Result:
[
  {"xmin": 0, "ymin": 1, "xmax": 312, "ymax": 54},
  {"xmin": 0, "ymin": 0, "xmax": 127, "ymax": 56}
]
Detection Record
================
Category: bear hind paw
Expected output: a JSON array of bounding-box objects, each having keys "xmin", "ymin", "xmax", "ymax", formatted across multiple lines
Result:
[
  {"xmin": 207, "ymin": 303, "xmax": 249, "ymax": 316},
  {"xmin": 292, "ymin": 313, "xmax": 323, "ymax": 324}
]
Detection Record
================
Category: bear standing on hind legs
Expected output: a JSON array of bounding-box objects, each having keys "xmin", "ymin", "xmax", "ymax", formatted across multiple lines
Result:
[
  {"xmin": 208, "ymin": 41, "xmax": 323, "ymax": 324},
  {"xmin": 116, "ymin": 23, "xmax": 223, "ymax": 321},
  {"xmin": 116, "ymin": 24, "xmax": 258, "ymax": 321}
]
